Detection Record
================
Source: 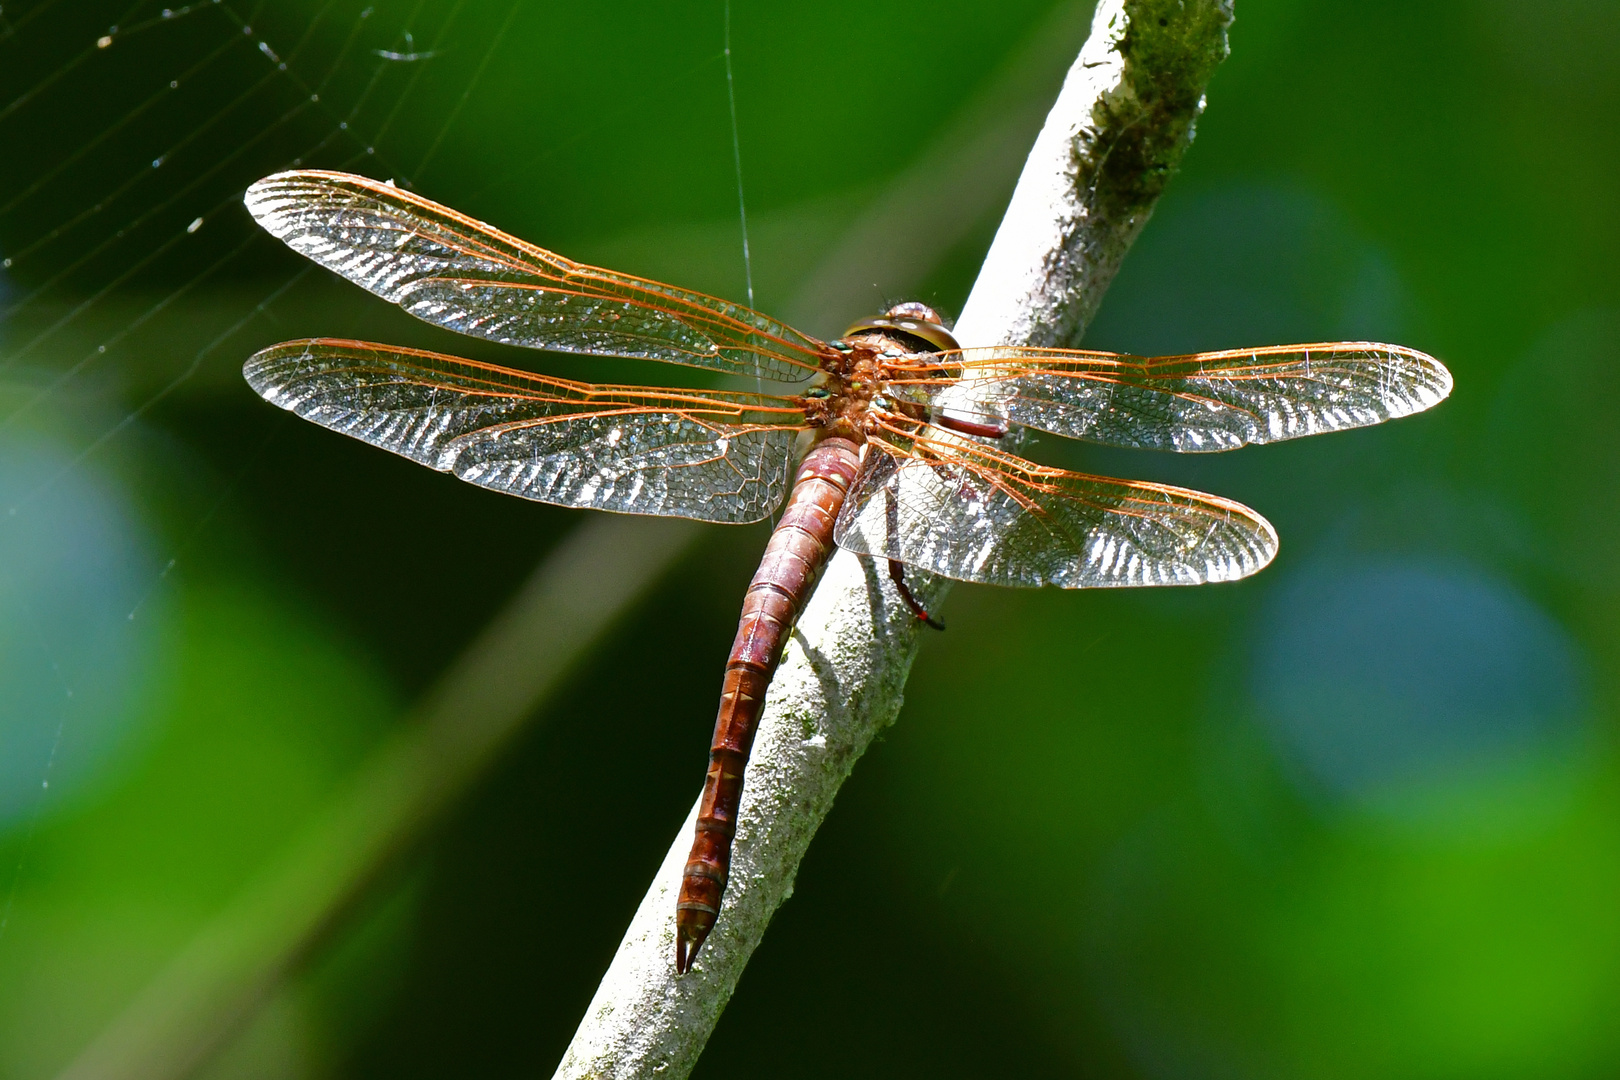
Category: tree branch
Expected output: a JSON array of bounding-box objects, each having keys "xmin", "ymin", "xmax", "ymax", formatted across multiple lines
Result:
[{"xmin": 551, "ymin": 2, "xmax": 1235, "ymax": 1078}]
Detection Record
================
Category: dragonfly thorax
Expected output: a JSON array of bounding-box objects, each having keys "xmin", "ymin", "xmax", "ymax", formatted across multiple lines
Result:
[
  {"xmin": 802, "ymin": 336, "xmax": 888, "ymax": 439},
  {"xmin": 805, "ymin": 301, "xmax": 959, "ymax": 439}
]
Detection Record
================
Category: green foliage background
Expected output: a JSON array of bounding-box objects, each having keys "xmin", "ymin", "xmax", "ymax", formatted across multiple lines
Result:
[{"xmin": 2, "ymin": 1, "xmax": 1618, "ymax": 1077}]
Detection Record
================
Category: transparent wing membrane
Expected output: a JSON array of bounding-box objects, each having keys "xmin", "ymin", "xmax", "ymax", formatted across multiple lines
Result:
[
  {"xmin": 245, "ymin": 339, "xmax": 808, "ymax": 523},
  {"xmin": 244, "ymin": 171, "xmax": 828, "ymax": 381},
  {"xmin": 242, "ymin": 169, "xmax": 1454, "ymax": 587},
  {"xmin": 836, "ymin": 418, "xmax": 1278, "ymax": 588},
  {"xmin": 892, "ymin": 342, "xmax": 1452, "ymax": 451}
]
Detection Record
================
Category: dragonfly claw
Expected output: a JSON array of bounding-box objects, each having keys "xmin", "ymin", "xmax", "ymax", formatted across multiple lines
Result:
[{"xmin": 888, "ymin": 559, "xmax": 945, "ymax": 631}]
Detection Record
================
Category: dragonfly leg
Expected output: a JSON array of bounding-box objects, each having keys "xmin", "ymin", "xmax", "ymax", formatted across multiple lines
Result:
[
  {"xmin": 881, "ymin": 479, "xmax": 945, "ymax": 630},
  {"xmin": 888, "ymin": 560, "xmax": 945, "ymax": 631}
]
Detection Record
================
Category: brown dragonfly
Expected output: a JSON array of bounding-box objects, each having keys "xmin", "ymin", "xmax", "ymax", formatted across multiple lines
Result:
[{"xmin": 241, "ymin": 170, "xmax": 1451, "ymax": 973}]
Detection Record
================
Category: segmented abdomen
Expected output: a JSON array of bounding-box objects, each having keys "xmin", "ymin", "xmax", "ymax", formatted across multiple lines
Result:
[{"xmin": 674, "ymin": 436, "xmax": 861, "ymax": 973}]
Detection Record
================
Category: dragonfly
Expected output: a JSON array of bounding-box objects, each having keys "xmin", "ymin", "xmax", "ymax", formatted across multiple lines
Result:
[{"xmin": 241, "ymin": 170, "xmax": 1452, "ymax": 974}]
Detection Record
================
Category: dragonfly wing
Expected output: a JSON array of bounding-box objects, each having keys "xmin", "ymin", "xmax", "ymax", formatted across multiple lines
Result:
[
  {"xmin": 244, "ymin": 171, "xmax": 826, "ymax": 382},
  {"xmin": 245, "ymin": 339, "xmax": 806, "ymax": 523},
  {"xmin": 936, "ymin": 342, "xmax": 1451, "ymax": 451},
  {"xmin": 834, "ymin": 423, "xmax": 1276, "ymax": 587}
]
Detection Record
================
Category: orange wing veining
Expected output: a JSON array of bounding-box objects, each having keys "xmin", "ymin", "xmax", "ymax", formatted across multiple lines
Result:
[
  {"xmin": 836, "ymin": 415, "xmax": 1278, "ymax": 588},
  {"xmin": 891, "ymin": 341, "xmax": 1452, "ymax": 451},
  {"xmin": 245, "ymin": 338, "xmax": 809, "ymax": 523},
  {"xmin": 245, "ymin": 170, "xmax": 828, "ymax": 382}
]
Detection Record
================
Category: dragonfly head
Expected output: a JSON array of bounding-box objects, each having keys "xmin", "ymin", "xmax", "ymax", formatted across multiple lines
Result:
[{"xmin": 842, "ymin": 302, "xmax": 960, "ymax": 355}]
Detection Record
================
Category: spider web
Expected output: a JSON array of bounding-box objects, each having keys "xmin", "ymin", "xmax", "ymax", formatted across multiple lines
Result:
[
  {"xmin": 0, "ymin": 0, "xmax": 515, "ymax": 919},
  {"xmin": 0, "ymin": 0, "xmax": 768, "ymax": 1003},
  {"xmin": 0, "ymin": 3, "xmax": 771, "ymax": 1072}
]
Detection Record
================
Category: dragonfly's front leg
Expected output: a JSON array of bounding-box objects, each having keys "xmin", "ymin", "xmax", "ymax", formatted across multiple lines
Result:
[{"xmin": 933, "ymin": 411, "xmax": 1010, "ymax": 440}]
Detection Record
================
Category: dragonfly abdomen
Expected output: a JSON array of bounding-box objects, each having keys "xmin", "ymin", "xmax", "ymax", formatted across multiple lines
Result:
[{"xmin": 675, "ymin": 436, "xmax": 861, "ymax": 974}]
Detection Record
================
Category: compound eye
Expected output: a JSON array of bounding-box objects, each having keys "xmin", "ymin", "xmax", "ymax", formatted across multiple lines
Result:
[
  {"xmin": 883, "ymin": 301, "xmax": 945, "ymax": 326},
  {"xmin": 840, "ymin": 305, "xmax": 961, "ymax": 354}
]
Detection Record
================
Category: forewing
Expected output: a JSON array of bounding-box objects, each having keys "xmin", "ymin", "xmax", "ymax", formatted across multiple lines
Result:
[
  {"xmin": 244, "ymin": 170, "xmax": 826, "ymax": 382},
  {"xmin": 835, "ymin": 421, "xmax": 1277, "ymax": 587},
  {"xmin": 245, "ymin": 339, "xmax": 806, "ymax": 523},
  {"xmin": 915, "ymin": 342, "xmax": 1452, "ymax": 451}
]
